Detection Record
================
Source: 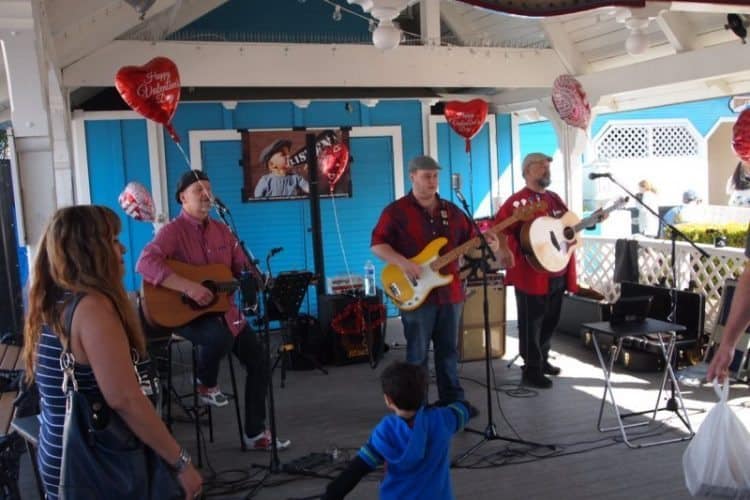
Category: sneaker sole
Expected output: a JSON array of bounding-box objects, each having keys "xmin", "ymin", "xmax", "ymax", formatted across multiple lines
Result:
[{"xmin": 199, "ymin": 397, "xmax": 229, "ymax": 407}]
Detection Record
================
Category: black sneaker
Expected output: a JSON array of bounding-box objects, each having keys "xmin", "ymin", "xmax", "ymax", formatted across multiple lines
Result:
[
  {"xmin": 522, "ymin": 371, "xmax": 553, "ymax": 389},
  {"xmin": 543, "ymin": 362, "xmax": 561, "ymax": 376}
]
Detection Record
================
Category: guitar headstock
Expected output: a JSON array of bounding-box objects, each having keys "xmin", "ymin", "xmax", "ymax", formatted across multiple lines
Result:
[
  {"xmin": 515, "ymin": 199, "xmax": 547, "ymax": 221},
  {"xmin": 613, "ymin": 196, "xmax": 629, "ymax": 209}
]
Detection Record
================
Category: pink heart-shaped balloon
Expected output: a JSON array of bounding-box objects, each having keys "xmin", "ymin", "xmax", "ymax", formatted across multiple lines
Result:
[
  {"xmin": 118, "ymin": 181, "xmax": 155, "ymax": 222},
  {"xmin": 444, "ymin": 99, "xmax": 489, "ymax": 152},
  {"xmin": 115, "ymin": 57, "xmax": 181, "ymax": 143},
  {"xmin": 318, "ymin": 144, "xmax": 350, "ymax": 192},
  {"xmin": 552, "ymin": 75, "xmax": 591, "ymax": 130}
]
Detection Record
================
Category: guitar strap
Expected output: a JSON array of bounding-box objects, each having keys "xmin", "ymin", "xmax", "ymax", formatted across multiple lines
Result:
[{"xmin": 439, "ymin": 199, "xmax": 450, "ymax": 231}]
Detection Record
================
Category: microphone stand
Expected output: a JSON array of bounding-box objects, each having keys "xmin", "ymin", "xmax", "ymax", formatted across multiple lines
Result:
[
  {"xmin": 451, "ymin": 188, "xmax": 552, "ymax": 465},
  {"xmin": 213, "ymin": 206, "xmax": 331, "ymax": 497},
  {"xmin": 599, "ymin": 175, "xmax": 708, "ymax": 413}
]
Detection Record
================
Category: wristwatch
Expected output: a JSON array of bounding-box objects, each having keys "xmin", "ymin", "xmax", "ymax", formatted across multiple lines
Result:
[{"xmin": 172, "ymin": 447, "xmax": 191, "ymax": 473}]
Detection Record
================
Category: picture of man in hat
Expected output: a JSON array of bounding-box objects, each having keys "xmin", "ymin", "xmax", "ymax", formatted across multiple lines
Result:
[{"xmin": 254, "ymin": 138, "xmax": 310, "ymax": 198}]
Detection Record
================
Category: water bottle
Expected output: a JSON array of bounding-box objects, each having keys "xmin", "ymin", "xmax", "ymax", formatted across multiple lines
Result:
[{"xmin": 364, "ymin": 260, "xmax": 376, "ymax": 296}]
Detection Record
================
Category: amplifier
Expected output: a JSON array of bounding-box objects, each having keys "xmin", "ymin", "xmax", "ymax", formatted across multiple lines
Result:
[
  {"xmin": 459, "ymin": 278, "xmax": 505, "ymax": 362},
  {"xmin": 318, "ymin": 292, "xmax": 386, "ymax": 365}
]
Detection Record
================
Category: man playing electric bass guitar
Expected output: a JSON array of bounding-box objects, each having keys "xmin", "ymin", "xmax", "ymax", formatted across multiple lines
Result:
[
  {"xmin": 371, "ymin": 155, "xmax": 501, "ymax": 413},
  {"xmin": 493, "ymin": 153, "xmax": 605, "ymax": 389}
]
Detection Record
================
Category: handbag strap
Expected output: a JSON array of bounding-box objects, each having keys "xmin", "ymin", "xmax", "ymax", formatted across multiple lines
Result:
[
  {"xmin": 713, "ymin": 379, "xmax": 730, "ymax": 402},
  {"xmin": 59, "ymin": 292, "xmax": 143, "ymax": 394},
  {"xmin": 60, "ymin": 293, "xmax": 87, "ymax": 393}
]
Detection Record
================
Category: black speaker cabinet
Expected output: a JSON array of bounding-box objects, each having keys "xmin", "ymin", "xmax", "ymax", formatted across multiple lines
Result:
[
  {"xmin": 318, "ymin": 291, "xmax": 386, "ymax": 365},
  {"xmin": 558, "ymin": 294, "xmax": 610, "ymax": 338},
  {"xmin": 459, "ymin": 277, "xmax": 505, "ymax": 362}
]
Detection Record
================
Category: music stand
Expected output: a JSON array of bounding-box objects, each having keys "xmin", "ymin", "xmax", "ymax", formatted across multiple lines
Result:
[{"xmin": 268, "ymin": 271, "xmax": 328, "ymax": 386}]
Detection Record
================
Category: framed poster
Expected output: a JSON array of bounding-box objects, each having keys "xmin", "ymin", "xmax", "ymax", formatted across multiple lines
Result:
[{"xmin": 240, "ymin": 129, "xmax": 352, "ymax": 201}]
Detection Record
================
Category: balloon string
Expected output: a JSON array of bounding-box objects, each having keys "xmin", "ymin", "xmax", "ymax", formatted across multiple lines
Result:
[
  {"xmin": 468, "ymin": 149, "xmax": 474, "ymax": 213},
  {"xmin": 330, "ymin": 193, "xmax": 354, "ymax": 288},
  {"xmin": 174, "ymin": 141, "xmax": 192, "ymax": 170}
]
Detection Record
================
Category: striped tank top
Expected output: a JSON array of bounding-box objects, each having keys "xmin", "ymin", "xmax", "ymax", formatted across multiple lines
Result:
[{"xmin": 36, "ymin": 328, "xmax": 101, "ymax": 499}]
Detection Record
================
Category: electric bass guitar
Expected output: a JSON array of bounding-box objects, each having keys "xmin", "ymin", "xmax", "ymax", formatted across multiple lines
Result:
[
  {"xmin": 520, "ymin": 196, "xmax": 628, "ymax": 273},
  {"xmin": 141, "ymin": 260, "xmax": 239, "ymax": 328},
  {"xmin": 381, "ymin": 201, "xmax": 544, "ymax": 311}
]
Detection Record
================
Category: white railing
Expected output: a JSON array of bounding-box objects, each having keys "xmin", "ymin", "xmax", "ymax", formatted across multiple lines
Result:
[{"xmin": 577, "ymin": 236, "xmax": 746, "ymax": 332}]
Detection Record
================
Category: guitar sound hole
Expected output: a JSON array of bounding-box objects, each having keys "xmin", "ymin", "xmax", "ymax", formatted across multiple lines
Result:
[{"xmin": 563, "ymin": 227, "xmax": 575, "ymax": 240}]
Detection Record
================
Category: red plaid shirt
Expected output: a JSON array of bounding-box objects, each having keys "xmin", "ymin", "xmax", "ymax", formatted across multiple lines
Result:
[
  {"xmin": 495, "ymin": 187, "xmax": 578, "ymax": 296},
  {"xmin": 371, "ymin": 191, "xmax": 474, "ymax": 305}
]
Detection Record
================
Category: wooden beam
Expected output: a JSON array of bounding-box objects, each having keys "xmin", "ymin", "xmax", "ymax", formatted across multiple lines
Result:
[
  {"xmin": 541, "ymin": 19, "xmax": 590, "ymax": 74},
  {"xmin": 655, "ymin": 10, "xmax": 698, "ymax": 52},
  {"xmin": 62, "ymin": 40, "xmax": 566, "ymax": 88}
]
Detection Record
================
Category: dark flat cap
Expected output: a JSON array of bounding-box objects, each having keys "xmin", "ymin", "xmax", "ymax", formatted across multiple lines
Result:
[
  {"xmin": 259, "ymin": 139, "xmax": 293, "ymax": 167},
  {"xmin": 408, "ymin": 155, "xmax": 441, "ymax": 172},
  {"xmin": 175, "ymin": 169, "xmax": 209, "ymax": 204}
]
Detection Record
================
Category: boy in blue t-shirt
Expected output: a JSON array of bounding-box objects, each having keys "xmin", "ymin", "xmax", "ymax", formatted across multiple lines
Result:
[{"xmin": 323, "ymin": 361, "xmax": 469, "ymax": 500}]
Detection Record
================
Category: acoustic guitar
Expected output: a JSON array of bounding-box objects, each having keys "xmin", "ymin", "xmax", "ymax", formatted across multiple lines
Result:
[
  {"xmin": 520, "ymin": 196, "xmax": 628, "ymax": 273},
  {"xmin": 381, "ymin": 201, "xmax": 544, "ymax": 311},
  {"xmin": 141, "ymin": 259, "xmax": 239, "ymax": 328}
]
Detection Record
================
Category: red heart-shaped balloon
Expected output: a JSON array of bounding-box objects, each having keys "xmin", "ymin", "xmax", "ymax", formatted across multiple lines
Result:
[
  {"xmin": 318, "ymin": 143, "xmax": 350, "ymax": 193},
  {"xmin": 733, "ymin": 109, "xmax": 750, "ymax": 162},
  {"xmin": 444, "ymin": 99, "xmax": 489, "ymax": 152},
  {"xmin": 115, "ymin": 57, "xmax": 181, "ymax": 143}
]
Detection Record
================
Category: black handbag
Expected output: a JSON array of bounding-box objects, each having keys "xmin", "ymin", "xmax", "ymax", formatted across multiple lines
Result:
[{"xmin": 57, "ymin": 293, "xmax": 183, "ymax": 500}]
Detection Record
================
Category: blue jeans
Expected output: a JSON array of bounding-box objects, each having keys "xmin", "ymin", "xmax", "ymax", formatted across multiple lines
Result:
[{"xmin": 400, "ymin": 303, "xmax": 464, "ymax": 403}]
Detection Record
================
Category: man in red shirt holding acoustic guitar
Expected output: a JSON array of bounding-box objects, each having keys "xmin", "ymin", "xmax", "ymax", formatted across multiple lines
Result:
[{"xmin": 494, "ymin": 153, "xmax": 580, "ymax": 389}]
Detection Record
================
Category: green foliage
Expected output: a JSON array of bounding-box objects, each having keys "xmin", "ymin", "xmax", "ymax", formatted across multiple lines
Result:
[{"xmin": 664, "ymin": 222, "xmax": 748, "ymax": 248}]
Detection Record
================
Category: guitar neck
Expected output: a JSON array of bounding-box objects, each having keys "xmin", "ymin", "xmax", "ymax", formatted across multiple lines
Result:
[
  {"xmin": 571, "ymin": 203, "xmax": 620, "ymax": 233},
  {"xmin": 430, "ymin": 215, "xmax": 518, "ymax": 271}
]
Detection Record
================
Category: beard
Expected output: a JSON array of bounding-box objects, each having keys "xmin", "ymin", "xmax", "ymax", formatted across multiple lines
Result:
[{"xmin": 537, "ymin": 176, "xmax": 551, "ymax": 188}]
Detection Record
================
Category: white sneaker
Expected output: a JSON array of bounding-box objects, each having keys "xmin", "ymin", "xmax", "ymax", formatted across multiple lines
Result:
[
  {"xmin": 243, "ymin": 430, "xmax": 291, "ymax": 451},
  {"xmin": 197, "ymin": 385, "xmax": 229, "ymax": 407}
]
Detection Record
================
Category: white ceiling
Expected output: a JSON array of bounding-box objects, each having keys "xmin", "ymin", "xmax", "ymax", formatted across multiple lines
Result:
[{"xmin": 2, "ymin": 0, "xmax": 750, "ymax": 121}]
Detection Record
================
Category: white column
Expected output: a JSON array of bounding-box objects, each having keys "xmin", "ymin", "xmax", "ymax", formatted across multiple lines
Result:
[
  {"xmin": 538, "ymin": 99, "xmax": 588, "ymax": 212},
  {"xmin": 1, "ymin": 12, "xmax": 56, "ymax": 254}
]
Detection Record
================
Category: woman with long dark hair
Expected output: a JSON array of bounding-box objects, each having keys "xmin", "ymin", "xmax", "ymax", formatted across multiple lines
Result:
[{"xmin": 23, "ymin": 205, "xmax": 202, "ymax": 499}]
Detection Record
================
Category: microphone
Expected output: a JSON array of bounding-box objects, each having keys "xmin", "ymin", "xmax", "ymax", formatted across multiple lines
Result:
[
  {"xmin": 588, "ymin": 172, "xmax": 611, "ymax": 180},
  {"xmin": 270, "ymin": 247, "xmax": 283, "ymax": 256},
  {"xmin": 212, "ymin": 196, "xmax": 229, "ymax": 212},
  {"xmin": 451, "ymin": 173, "xmax": 462, "ymax": 191},
  {"xmin": 451, "ymin": 173, "xmax": 466, "ymax": 202}
]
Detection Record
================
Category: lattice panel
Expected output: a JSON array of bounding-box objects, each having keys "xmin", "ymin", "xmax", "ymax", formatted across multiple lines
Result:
[
  {"xmin": 578, "ymin": 236, "xmax": 746, "ymax": 333},
  {"xmin": 575, "ymin": 241, "xmax": 618, "ymax": 301},
  {"xmin": 596, "ymin": 126, "xmax": 648, "ymax": 160},
  {"xmin": 652, "ymin": 125, "xmax": 699, "ymax": 157},
  {"xmin": 595, "ymin": 122, "xmax": 700, "ymax": 160}
]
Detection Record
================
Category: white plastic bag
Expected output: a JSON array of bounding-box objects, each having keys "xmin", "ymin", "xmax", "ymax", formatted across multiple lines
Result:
[{"xmin": 683, "ymin": 380, "xmax": 750, "ymax": 498}]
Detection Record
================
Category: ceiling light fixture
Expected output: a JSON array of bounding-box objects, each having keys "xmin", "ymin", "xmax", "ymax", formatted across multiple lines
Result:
[
  {"xmin": 616, "ymin": 7, "xmax": 658, "ymax": 56},
  {"xmin": 348, "ymin": 0, "xmax": 409, "ymax": 50},
  {"xmin": 624, "ymin": 18, "xmax": 650, "ymax": 55}
]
